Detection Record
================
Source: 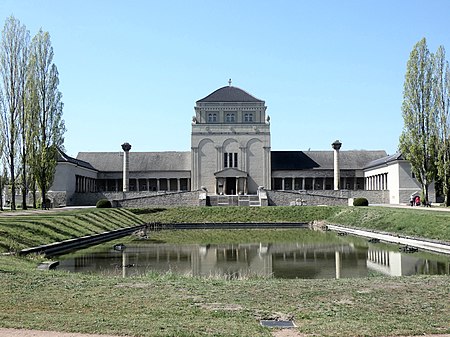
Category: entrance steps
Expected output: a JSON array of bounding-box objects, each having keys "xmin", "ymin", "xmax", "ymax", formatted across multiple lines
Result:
[{"xmin": 208, "ymin": 195, "xmax": 261, "ymax": 207}]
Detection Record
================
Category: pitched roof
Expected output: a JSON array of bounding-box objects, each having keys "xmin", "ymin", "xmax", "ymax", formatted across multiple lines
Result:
[
  {"xmin": 271, "ymin": 151, "xmax": 320, "ymax": 170},
  {"xmin": 271, "ymin": 150, "xmax": 387, "ymax": 171},
  {"xmin": 306, "ymin": 150, "xmax": 388, "ymax": 170},
  {"xmin": 364, "ymin": 152, "xmax": 404, "ymax": 169},
  {"xmin": 197, "ymin": 86, "xmax": 264, "ymax": 103},
  {"xmin": 57, "ymin": 149, "xmax": 97, "ymax": 171},
  {"xmin": 76, "ymin": 151, "xmax": 191, "ymax": 172}
]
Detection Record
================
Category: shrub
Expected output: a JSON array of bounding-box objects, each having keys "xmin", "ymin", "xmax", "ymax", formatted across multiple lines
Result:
[
  {"xmin": 353, "ymin": 197, "xmax": 369, "ymax": 206},
  {"xmin": 96, "ymin": 199, "xmax": 112, "ymax": 208}
]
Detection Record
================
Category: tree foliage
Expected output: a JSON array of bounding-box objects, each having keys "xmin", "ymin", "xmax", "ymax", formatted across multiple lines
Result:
[
  {"xmin": 29, "ymin": 29, "xmax": 65, "ymax": 208},
  {"xmin": 0, "ymin": 16, "xmax": 65, "ymax": 209},
  {"xmin": 433, "ymin": 46, "xmax": 450, "ymax": 206},
  {"xmin": 399, "ymin": 38, "xmax": 437, "ymax": 203},
  {"xmin": 0, "ymin": 16, "xmax": 29, "ymax": 210}
]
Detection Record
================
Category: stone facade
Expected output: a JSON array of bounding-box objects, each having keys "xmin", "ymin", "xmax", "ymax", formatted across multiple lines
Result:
[
  {"xmin": 191, "ymin": 85, "xmax": 271, "ymax": 194},
  {"xmin": 364, "ymin": 153, "xmax": 435, "ymax": 204},
  {"xmin": 48, "ymin": 84, "xmax": 427, "ymax": 207}
]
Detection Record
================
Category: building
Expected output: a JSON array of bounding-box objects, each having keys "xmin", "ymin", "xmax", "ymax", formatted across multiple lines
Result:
[{"xmin": 49, "ymin": 83, "xmax": 432, "ymax": 207}]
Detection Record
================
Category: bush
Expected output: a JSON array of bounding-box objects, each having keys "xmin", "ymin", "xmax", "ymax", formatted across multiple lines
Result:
[
  {"xmin": 96, "ymin": 199, "xmax": 112, "ymax": 208},
  {"xmin": 353, "ymin": 197, "xmax": 369, "ymax": 206}
]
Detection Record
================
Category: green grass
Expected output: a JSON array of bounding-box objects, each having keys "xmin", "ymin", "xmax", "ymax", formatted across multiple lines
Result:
[
  {"xmin": 0, "ymin": 206, "xmax": 449, "ymax": 336},
  {"xmin": 0, "ymin": 255, "xmax": 449, "ymax": 337},
  {"xmin": 0, "ymin": 208, "xmax": 145, "ymax": 253},
  {"xmin": 327, "ymin": 206, "xmax": 450, "ymax": 241},
  {"xmin": 133, "ymin": 206, "xmax": 450, "ymax": 241}
]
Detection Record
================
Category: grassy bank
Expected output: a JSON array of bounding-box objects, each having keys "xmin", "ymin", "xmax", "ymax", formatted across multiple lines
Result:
[
  {"xmin": 0, "ymin": 208, "xmax": 144, "ymax": 253},
  {"xmin": 134, "ymin": 206, "xmax": 450, "ymax": 241},
  {"xmin": 1, "ymin": 206, "xmax": 449, "ymax": 253},
  {"xmin": 0, "ymin": 256, "xmax": 449, "ymax": 337}
]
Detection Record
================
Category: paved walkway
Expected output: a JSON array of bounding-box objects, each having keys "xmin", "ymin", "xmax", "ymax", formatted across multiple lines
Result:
[{"xmin": 0, "ymin": 206, "xmax": 94, "ymax": 216}]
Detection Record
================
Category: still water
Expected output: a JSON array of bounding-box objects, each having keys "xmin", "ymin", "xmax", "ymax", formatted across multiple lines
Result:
[{"xmin": 56, "ymin": 233, "xmax": 450, "ymax": 279}]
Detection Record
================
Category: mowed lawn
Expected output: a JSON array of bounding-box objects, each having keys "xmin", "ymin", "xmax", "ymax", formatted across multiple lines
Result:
[{"xmin": 0, "ymin": 206, "xmax": 449, "ymax": 336}]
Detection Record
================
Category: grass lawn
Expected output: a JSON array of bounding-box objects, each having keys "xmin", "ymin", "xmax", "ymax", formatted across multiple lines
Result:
[
  {"xmin": 0, "ymin": 206, "xmax": 449, "ymax": 336},
  {"xmin": 0, "ymin": 255, "xmax": 449, "ymax": 337}
]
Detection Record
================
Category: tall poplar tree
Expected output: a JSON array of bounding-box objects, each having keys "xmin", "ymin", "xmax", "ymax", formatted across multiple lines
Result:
[
  {"xmin": 0, "ymin": 16, "xmax": 28, "ymax": 210},
  {"xmin": 399, "ymin": 38, "xmax": 437, "ymax": 203},
  {"xmin": 29, "ymin": 29, "xmax": 65, "ymax": 208},
  {"xmin": 433, "ymin": 46, "xmax": 450, "ymax": 206}
]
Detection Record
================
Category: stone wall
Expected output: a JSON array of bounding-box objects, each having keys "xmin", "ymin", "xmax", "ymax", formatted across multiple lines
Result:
[
  {"xmin": 113, "ymin": 191, "xmax": 204, "ymax": 208},
  {"xmin": 267, "ymin": 189, "xmax": 390, "ymax": 206},
  {"xmin": 267, "ymin": 190, "xmax": 348, "ymax": 206},
  {"xmin": 72, "ymin": 191, "xmax": 162, "ymax": 206},
  {"xmin": 47, "ymin": 191, "xmax": 68, "ymax": 208},
  {"xmin": 72, "ymin": 189, "xmax": 389, "ymax": 208}
]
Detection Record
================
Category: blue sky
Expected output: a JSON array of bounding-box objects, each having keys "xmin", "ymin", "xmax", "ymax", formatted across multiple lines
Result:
[{"xmin": 1, "ymin": 0, "xmax": 450, "ymax": 157}]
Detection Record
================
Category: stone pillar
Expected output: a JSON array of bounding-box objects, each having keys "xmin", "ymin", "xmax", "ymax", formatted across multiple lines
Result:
[
  {"xmin": 332, "ymin": 140, "xmax": 342, "ymax": 190},
  {"xmin": 121, "ymin": 142, "xmax": 132, "ymax": 192}
]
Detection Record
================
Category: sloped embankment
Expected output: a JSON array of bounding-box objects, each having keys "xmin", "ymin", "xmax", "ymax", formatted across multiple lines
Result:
[{"xmin": 0, "ymin": 208, "xmax": 145, "ymax": 253}]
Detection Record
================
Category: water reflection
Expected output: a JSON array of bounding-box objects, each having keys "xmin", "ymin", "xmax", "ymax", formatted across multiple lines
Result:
[{"xmin": 56, "ymin": 242, "xmax": 450, "ymax": 279}]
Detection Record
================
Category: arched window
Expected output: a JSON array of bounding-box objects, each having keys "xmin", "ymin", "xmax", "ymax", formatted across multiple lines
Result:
[
  {"xmin": 208, "ymin": 113, "xmax": 217, "ymax": 122},
  {"xmin": 226, "ymin": 113, "xmax": 235, "ymax": 122}
]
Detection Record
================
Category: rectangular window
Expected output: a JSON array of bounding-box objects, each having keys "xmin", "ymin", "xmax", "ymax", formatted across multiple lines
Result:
[
  {"xmin": 169, "ymin": 178, "xmax": 178, "ymax": 191},
  {"xmin": 284, "ymin": 178, "xmax": 292, "ymax": 190},
  {"xmin": 159, "ymin": 179, "xmax": 168, "ymax": 191},
  {"xmin": 224, "ymin": 152, "xmax": 238, "ymax": 168},
  {"xmin": 273, "ymin": 178, "xmax": 282, "ymax": 190}
]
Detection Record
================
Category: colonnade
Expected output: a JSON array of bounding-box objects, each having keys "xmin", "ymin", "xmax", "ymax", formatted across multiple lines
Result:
[
  {"xmin": 96, "ymin": 178, "xmax": 190, "ymax": 193},
  {"xmin": 365, "ymin": 173, "xmax": 388, "ymax": 190},
  {"xmin": 272, "ymin": 177, "xmax": 363, "ymax": 191},
  {"xmin": 75, "ymin": 175, "xmax": 97, "ymax": 193}
]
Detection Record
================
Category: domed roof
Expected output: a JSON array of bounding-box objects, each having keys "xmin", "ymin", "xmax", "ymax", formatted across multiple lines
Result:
[{"xmin": 197, "ymin": 86, "xmax": 264, "ymax": 103}]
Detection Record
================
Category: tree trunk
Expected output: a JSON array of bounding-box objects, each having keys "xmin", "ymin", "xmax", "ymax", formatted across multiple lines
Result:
[
  {"xmin": 446, "ymin": 184, "xmax": 450, "ymax": 207},
  {"xmin": 21, "ymin": 187, "xmax": 27, "ymax": 210},
  {"xmin": 0, "ymin": 178, "xmax": 3, "ymax": 211},
  {"xmin": 32, "ymin": 184, "xmax": 37, "ymax": 209},
  {"xmin": 41, "ymin": 170, "xmax": 46, "ymax": 209},
  {"xmin": 9, "ymin": 152, "xmax": 15, "ymax": 210}
]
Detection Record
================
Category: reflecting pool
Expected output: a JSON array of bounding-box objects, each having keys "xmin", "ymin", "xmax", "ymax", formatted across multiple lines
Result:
[{"xmin": 56, "ymin": 235, "xmax": 450, "ymax": 279}]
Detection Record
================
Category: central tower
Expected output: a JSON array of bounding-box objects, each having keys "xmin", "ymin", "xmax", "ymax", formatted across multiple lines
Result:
[{"xmin": 191, "ymin": 83, "xmax": 271, "ymax": 194}]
